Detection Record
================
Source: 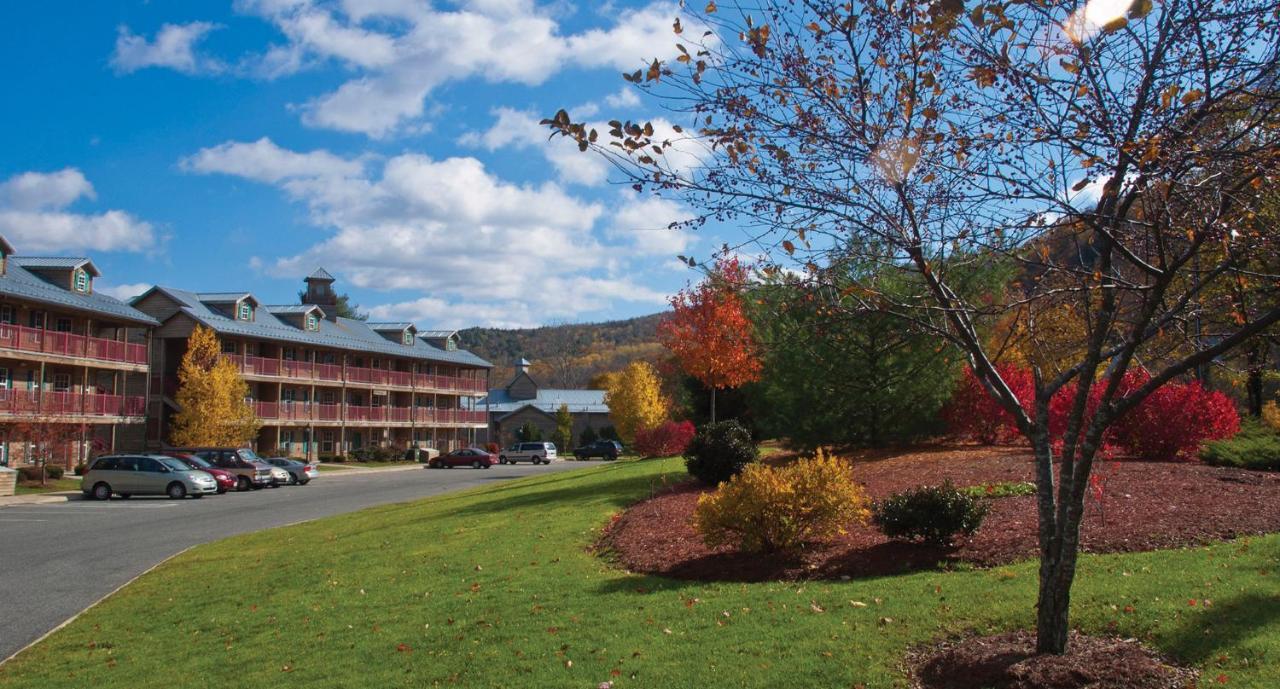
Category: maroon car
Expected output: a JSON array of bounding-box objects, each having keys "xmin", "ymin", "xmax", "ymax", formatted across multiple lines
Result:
[
  {"xmin": 165, "ymin": 453, "xmax": 236, "ymax": 494},
  {"xmin": 427, "ymin": 447, "xmax": 497, "ymax": 469}
]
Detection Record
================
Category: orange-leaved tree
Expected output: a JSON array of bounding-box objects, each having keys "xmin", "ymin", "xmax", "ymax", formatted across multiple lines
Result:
[{"xmin": 658, "ymin": 257, "xmax": 762, "ymax": 423}]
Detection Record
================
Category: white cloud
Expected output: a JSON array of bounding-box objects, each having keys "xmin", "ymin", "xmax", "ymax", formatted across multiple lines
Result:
[
  {"xmin": 181, "ymin": 137, "xmax": 365, "ymax": 182},
  {"xmin": 0, "ymin": 169, "xmax": 158, "ymax": 253},
  {"xmin": 604, "ymin": 87, "xmax": 641, "ymax": 109},
  {"xmin": 145, "ymin": 1, "xmax": 707, "ymax": 137},
  {"xmin": 96, "ymin": 282, "xmax": 153, "ymax": 302},
  {"xmin": 608, "ymin": 194, "xmax": 693, "ymax": 256},
  {"xmin": 111, "ymin": 22, "xmax": 224, "ymax": 74},
  {"xmin": 465, "ymin": 108, "xmax": 609, "ymax": 186}
]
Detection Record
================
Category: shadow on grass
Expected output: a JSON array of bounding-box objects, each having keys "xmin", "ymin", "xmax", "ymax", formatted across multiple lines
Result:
[{"xmin": 1159, "ymin": 592, "xmax": 1280, "ymax": 664}]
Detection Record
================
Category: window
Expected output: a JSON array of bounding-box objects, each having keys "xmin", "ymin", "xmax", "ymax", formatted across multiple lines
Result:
[
  {"xmin": 0, "ymin": 368, "xmax": 8, "ymax": 391},
  {"xmin": 222, "ymin": 340, "xmax": 237, "ymax": 354},
  {"xmin": 321, "ymin": 431, "xmax": 334, "ymax": 453},
  {"xmin": 403, "ymin": 331, "xmax": 413, "ymax": 345},
  {"xmin": 0, "ymin": 305, "xmax": 13, "ymax": 324},
  {"xmin": 29, "ymin": 311, "xmax": 45, "ymax": 329},
  {"xmin": 73, "ymin": 269, "xmax": 89, "ymax": 292},
  {"xmin": 305, "ymin": 313, "xmax": 318, "ymax": 331},
  {"xmin": 283, "ymin": 347, "xmax": 297, "ymax": 361},
  {"xmin": 238, "ymin": 302, "xmax": 252, "ymax": 321},
  {"xmin": 282, "ymin": 389, "xmax": 296, "ymax": 403},
  {"xmin": 55, "ymin": 318, "xmax": 72, "ymax": 333},
  {"xmin": 52, "ymin": 373, "xmax": 71, "ymax": 393}
]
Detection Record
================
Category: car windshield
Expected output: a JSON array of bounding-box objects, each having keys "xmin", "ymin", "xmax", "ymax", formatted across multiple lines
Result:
[
  {"xmin": 180, "ymin": 455, "xmax": 213, "ymax": 469},
  {"xmin": 159, "ymin": 457, "xmax": 192, "ymax": 472},
  {"xmin": 237, "ymin": 449, "xmax": 263, "ymax": 461}
]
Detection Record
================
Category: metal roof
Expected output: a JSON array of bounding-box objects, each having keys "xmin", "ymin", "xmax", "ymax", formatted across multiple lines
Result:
[
  {"xmin": 0, "ymin": 260, "xmax": 157, "ymax": 325},
  {"xmin": 264, "ymin": 304, "xmax": 324, "ymax": 315},
  {"xmin": 307, "ymin": 268, "xmax": 335, "ymax": 281},
  {"xmin": 480, "ymin": 388, "xmax": 609, "ymax": 414},
  {"xmin": 368, "ymin": 322, "xmax": 415, "ymax": 332},
  {"xmin": 196, "ymin": 292, "xmax": 255, "ymax": 304},
  {"xmin": 139, "ymin": 286, "xmax": 491, "ymax": 368},
  {"xmin": 419, "ymin": 329, "xmax": 457, "ymax": 339},
  {"xmin": 13, "ymin": 256, "xmax": 101, "ymax": 277}
]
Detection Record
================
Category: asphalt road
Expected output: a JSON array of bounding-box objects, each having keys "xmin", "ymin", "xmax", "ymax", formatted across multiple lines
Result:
[{"xmin": 0, "ymin": 461, "xmax": 601, "ymax": 662}]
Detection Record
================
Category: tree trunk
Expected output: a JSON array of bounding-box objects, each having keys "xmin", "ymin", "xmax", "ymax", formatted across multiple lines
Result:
[
  {"xmin": 1247, "ymin": 367, "xmax": 1264, "ymax": 417},
  {"xmin": 710, "ymin": 387, "xmax": 717, "ymax": 424}
]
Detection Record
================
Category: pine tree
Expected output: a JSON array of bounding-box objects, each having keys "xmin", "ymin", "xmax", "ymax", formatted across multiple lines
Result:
[
  {"xmin": 603, "ymin": 361, "xmax": 667, "ymax": 444},
  {"xmin": 553, "ymin": 404, "xmax": 574, "ymax": 453},
  {"xmin": 170, "ymin": 326, "xmax": 260, "ymax": 447}
]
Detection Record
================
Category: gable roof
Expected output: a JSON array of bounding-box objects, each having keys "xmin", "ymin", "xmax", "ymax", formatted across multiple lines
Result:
[
  {"xmin": 369, "ymin": 322, "xmax": 416, "ymax": 332},
  {"xmin": 264, "ymin": 304, "xmax": 325, "ymax": 316},
  {"xmin": 0, "ymin": 260, "xmax": 156, "ymax": 325},
  {"xmin": 136, "ymin": 286, "xmax": 491, "ymax": 368},
  {"xmin": 13, "ymin": 256, "xmax": 101, "ymax": 277},
  {"xmin": 196, "ymin": 292, "xmax": 258, "ymax": 306},
  {"xmin": 307, "ymin": 267, "xmax": 335, "ymax": 281},
  {"xmin": 419, "ymin": 329, "xmax": 457, "ymax": 339},
  {"xmin": 480, "ymin": 388, "xmax": 608, "ymax": 415}
]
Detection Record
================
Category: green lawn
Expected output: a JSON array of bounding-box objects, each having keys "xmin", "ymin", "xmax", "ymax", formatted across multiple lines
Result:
[
  {"xmin": 13, "ymin": 477, "xmax": 81, "ymax": 495},
  {"xmin": 317, "ymin": 461, "xmax": 419, "ymax": 471},
  {"xmin": 2, "ymin": 458, "xmax": 1278, "ymax": 688}
]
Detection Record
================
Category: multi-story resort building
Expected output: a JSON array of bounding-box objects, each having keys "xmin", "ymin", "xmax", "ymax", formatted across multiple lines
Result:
[
  {"xmin": 0, "ymin": 236, "xmax": 155, "ymax": 468},
  {"xmin": 133, "ymin": 269, "xmax": 491, "ymax": 459}
]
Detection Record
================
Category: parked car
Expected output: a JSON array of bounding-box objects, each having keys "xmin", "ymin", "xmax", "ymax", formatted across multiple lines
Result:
[
  {"xmin": 427, "ymin": 447, "xmax": 497, "ymax": 469},
  {"xmin": 499, "ymin": 441, "xmax": 557, "ymax": 465},
  {"xmin": 255, "ymin": 461, "xmax": 291, "ymax": 487},
  {"xmin": 404, "ymin": 447, "xmax": 440, "ymax": 463},
  {"xmin": 82, "ymin": 454, "xmax": 219, "ymax": 500},
  {"xmin": 574, "ymin": 440, "xmax": 623, "ymax": 460},
  {"xmin": 171, "ymin": 447, "xmax": 273, "ymax": 491},
  {"xmin": 264, "ymin": 457, "xmax": 318, "ymax": 485},
  {"xmin": 164, "ymin": 452, "xmax": 236, "ymax": 493}
]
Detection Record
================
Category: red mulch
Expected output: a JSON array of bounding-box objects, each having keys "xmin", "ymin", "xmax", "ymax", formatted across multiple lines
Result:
[
  {"xmin": 907, "ymin": 631, "xmax": 1197, "ymax": 689},
  {"xmin": 599, "ymin": 445, "xmax": 1280, "ymax": 582}
]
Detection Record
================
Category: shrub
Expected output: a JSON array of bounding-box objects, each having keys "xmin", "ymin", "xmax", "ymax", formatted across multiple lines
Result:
[
  {"xmin": 318, "ymin": 453, "xmax": 345, "ymax": 463},
  {"xmin": 1263, "ymin": 401, "xmax": 1280, "ymax": 432},
  {"xmin": 941, "ymin": 364, "xmax": 1032, "ymax": 444},
  {"xmin": 872, "ymin": 482, "xmax": 989, "ymax": 546},
  {"xmin": 684, "ymin": 420, "xmax": 758, "ymax": 485},
  {"xmin": 1201, "ymin": 420, "xmax": 1280, "ymax": 471},
  {"xmin": 17, "ymin": 466, "xmax": 42, "ymax": 481},
  {"xmin": 485, "ymin": 442, "xmax": 499, "ymax": 454},
  {"xmin": 694, "ymin": 449, "xmax": 870, "ymax": 554},
  {"xmin": 45, "ymin": 465, "xmax": 65, "ymax": 480},
  {"xmin": 634, "ymin": 420, "xmax": 696, "ymax": 457},
  {"xmin": 74, "ymin": 462, "xmax": 88, "ymax": 476},
  {"xmin": 579, "ymin": 426, "xmax": 599, "ymax": 446},
  {"xmin": 1106, "ymin": 375, "xmax": 1239, "ymax": 461},
  {"xmin": 960, "ymin": 481, "xmax": 1036, "ymax": 498}
]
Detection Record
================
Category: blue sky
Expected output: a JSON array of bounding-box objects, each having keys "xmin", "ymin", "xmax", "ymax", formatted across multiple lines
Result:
[{"xmin": 0, "ymin": 0, "xmax": 714, "ymax": 328}]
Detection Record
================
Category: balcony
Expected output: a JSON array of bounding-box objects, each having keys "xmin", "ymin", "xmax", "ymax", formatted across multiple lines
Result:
[
  {"xmin": 225, "ymin": 354, "xmax": 484, "ymax": 394},
  {"xmin": 0, "ymin": 323, "xmax": 147, "ymax": 366},
  {"xmin": 0, "ymin": 390, "xmax": 145, "ymax": 418},
  {"xmin": 248, "ymin": 402, "xmax": 486, "ymax": 426}
]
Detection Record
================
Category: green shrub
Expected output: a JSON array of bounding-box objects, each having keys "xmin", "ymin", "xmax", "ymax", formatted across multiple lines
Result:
[
  {"xmin": 684, "ymin": 420, "xmax": 759, "ymax": 485},
  {"xmin": 960, "ymin": 481, "xmax": 1036, "ymax": 499},
  {"xmin": 17, "ymin": 466, "xmax": 42, "ymax": 481},
  {"xmin": 318, "ymin": 453, "xmax": 345, "ymax": 463},
  {"xmin": 1201, "ymin": 420, "xmax": 1280, "ymax": 471},
  {"xmin": 694, "ymin": 450, "xmax": 870, "ymax": 554},
  {"xmin": 45, "ymin": 465, "xmax": 65, "ymax": 480},
  {"xmin": 872, "ymin": 482, "xmax": 989, "ymax": 546},
  {"xmin": 74, "ymin": 462, "xmax": 88, "ymax": 476}
]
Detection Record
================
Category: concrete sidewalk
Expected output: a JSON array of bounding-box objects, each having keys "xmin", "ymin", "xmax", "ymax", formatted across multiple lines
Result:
[{"xmin": 0, "ymin": 492, "xmax": 77, "ymax": 507}]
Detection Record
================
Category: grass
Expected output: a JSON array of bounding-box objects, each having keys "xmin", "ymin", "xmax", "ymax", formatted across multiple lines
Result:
[
  {"xmin": 1, "ymin": 458, "xmax": 1278, "ymax": 688},
  {"xmin": 13, "ymin": 477, "xmax": 81, "ymax": 495},
  {"xmin": 317, "ymin": 461, "xmax": 419, "ymax": 471},
  {"xmin": 959, "ymin": 481, "xmax": 1037, "ymax": 499}
]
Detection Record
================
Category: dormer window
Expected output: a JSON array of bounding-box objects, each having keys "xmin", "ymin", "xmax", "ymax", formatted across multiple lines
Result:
[
  {"xmin": 403, "ymin": 331, "xmax": 413, "ymax": 345},
  {"xmin": 73, "ymin": 269, "xmax": 89, "ymax": 293},
  {"xmin": 238, "ymin": 302, "xmax": 253, "ymax": 321},
  {"xmin": 306, "ymin": 313, "xmax": 319, "ymax": 331}
]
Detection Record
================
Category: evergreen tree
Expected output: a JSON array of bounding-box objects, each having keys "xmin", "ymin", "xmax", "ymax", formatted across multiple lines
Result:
[{"xmin": 552, "ymin": 404, "xmax": 574, "ymax": 452}]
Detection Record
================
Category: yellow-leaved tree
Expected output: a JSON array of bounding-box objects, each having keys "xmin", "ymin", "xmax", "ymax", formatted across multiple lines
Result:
[
  {"xmin": 169, "ymin": 325, "xmax": 260, "ymax": 447},
  {"xmin": 603, "ymin": 361, "xmax": 667, "ymax": 444}
]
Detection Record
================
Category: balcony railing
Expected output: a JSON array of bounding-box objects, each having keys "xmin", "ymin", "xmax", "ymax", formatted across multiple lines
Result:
[
  {"xmin": 248, "ymin": 402, "xmax": 486, "ymax": 425},
  {"xmin": 0, "ymin": 323, "xmax": 147, "ymax": 366},
  {"xmin": 224, "ymin": 354, "xmax": 485, "ymax": 394},
  {"xmin": 0, "ymin": 390, "xmax": 146, "ymax": 418}
]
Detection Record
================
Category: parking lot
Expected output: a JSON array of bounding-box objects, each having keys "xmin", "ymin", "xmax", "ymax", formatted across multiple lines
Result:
[{"xmin": 0, "ymin": 461, "xmax": 601, "ymax": 662}]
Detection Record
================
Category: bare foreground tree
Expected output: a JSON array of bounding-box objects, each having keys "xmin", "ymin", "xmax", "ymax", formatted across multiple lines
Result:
[{"xmin": 547, "ymin": 0, "xmax": 1280, "ymax": 654}]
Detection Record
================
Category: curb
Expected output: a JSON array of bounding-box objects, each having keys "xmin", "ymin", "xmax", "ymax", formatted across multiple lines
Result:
[
  {"xmin": 318, "ymin": 463, "xmax": 425, "ymax": 478},
  {"xmin": 0, "ymin": 545, "xmax": 195, "ymax": 668},
  {"xmin": 0, "ymin": 493, "xmax": 77, "ymax": 508}
]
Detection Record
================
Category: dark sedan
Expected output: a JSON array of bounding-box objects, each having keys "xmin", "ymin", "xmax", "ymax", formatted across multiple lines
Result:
[
  {"xmin": 164, "ymin": 453, "xmax": 236, "ymax": 494},
  {"xmin": 427, "ymin": 448, "xmax": 497, "ymax": 469}
]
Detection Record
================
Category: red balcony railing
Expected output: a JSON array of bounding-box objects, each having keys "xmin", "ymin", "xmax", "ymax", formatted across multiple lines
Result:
[
  {"xmin": 247, "ymin": 400, "xmax": 484, "ymax": 426},
  {"xmin": 222, "ymin": 352, "xmax": 485, "ymax": 394},
  {"xmin": 315, "ymin": 363, "xmax": 343, "ymax": 382},
  {"xmin": 0, "ymin": 323, "xmax": 147, "ymax": 365},
  {"xmin": 0, "ymin": 390, "xmax": 145, "ymax": 418},
  {"xmin": 253, "ymin": 401, "xmax": 278, "ymax": 419},
  {"xmin": 346, "ymin": 366, "xmax": 373, "ymax": 384},
  {"xmin": 316, "ymin": 403, "xmax": 341, "ymax": 421},
  {"xmin": 386, "ymin": 370, "xmax": 412, "ymax": 387}
]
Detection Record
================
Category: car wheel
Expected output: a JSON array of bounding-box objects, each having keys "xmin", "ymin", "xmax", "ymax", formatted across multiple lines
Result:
[
  {"xmin": 300, "ymin": 479, "xmax": 310, "ymax": 485},
  {"xmin": 288, "ymin": 474, "xmax": 298, "ymax": 485},
  {"xmin": 216, "ymin": 486, "xmax": 228, "ymax": 494},
  {"xmin": 91, "ymin": 482, "xmax": 112, "ymax": 501},
  {"xmin": 498, "ymin": 456, "xmax": 507, "ymax": 464},
  {"xmin": 471, "ymin": 460, "xmax": 482, "ymax": 469},
  {"xmin": 237, "ymin": 476, "xmax": 251, "ymax": 491},
  {"xmin": 167, "ymin": 482, "xmax": 187, "ymax": 500},
  {"xmin": 428, "ymin": 461, "xmax": 438, "ymax": 469}
]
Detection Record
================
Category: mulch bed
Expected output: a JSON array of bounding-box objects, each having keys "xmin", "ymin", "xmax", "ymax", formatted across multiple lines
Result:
[
  {"xmin": 907, "ymin": 631, "xmax": 1197, "ymax": 689},
  {"xmin": 599, "ymin": 445, "xmax": 1280, "ymax": 582}
]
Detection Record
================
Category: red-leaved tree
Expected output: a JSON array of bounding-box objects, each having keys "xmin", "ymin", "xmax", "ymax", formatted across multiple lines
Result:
[
  {"xmin": 634, "ymin": 420, "xmax": 697, "ymax": 458},
  {"xmin": 658, "ymin": 257, "xmax": 762, "ymax": 423}
]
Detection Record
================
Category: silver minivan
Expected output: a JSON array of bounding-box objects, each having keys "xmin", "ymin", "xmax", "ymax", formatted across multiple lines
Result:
[
  {"xmin": 498, "ymin": 442, "xmax": 558, "ymax": 465},
  {"xmin": 82, "ymin": 454, "xmax": 219, "ymax": 500}
]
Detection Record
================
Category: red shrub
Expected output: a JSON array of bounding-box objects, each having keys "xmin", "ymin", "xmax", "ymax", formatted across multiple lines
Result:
[
  {"xmin": 634, "ymin": 420, "xmax": 697, "ymax": 457},
  {"xmin": 942, "ymin": 364, "xmax": 1033, "ymax": 444},
  {"xmin": 1108, "ymin": 376, "xmax": 1239, "ymax": 461}
]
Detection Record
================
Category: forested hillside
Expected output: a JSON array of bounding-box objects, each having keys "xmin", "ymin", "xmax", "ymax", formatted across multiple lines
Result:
[{"xmin": 459, "ymin": 314, "xmax": 666, "ymax": 388}]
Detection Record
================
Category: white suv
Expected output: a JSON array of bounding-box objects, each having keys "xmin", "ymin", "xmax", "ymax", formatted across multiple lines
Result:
[{"xmin": 499, "ymin": 442, "xmax": 557, "ymax": 465}]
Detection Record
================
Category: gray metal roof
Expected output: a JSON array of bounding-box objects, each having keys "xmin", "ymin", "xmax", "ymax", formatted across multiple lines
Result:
[
  {"xmin": 265, "ymin": 304, "xmax": 324, "ymax": 315},
  {"xmin": 196, "ymin": 292, "xmax": 255, "ymax": 304},
  {"xmin": 307, "ymin": 268, "xmax": 335, "ymax": 281},
  {"xmin": 481, "ymin": 388, "xmax": 609, "ymax": 414},
  {"xmin": 0, "ymin": 260, "xmax": 158, "ymax": 325},
  {"xmin": 419, "ymin": 329, "xmax": 457, "ymax": 339},
  {"xmin": 140, "ymin": 286, "xmax": 491, "ymax": 368},
  {"xmin": 368, "ymin": 322, "xmax": 415, "ymax": 332},
  {"xmin": 13, "ymin": 256, "xmax": 101, "ymax": 277}
]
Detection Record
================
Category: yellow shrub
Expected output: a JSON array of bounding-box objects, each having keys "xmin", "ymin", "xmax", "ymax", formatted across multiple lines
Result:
[
  {"xmin": 693, "ymin": 449, "xmax": 870, "ymax": 554},
  {"xmin": 1263, "ymin": 401, "xmax": 1280, "ymax": 432}
]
